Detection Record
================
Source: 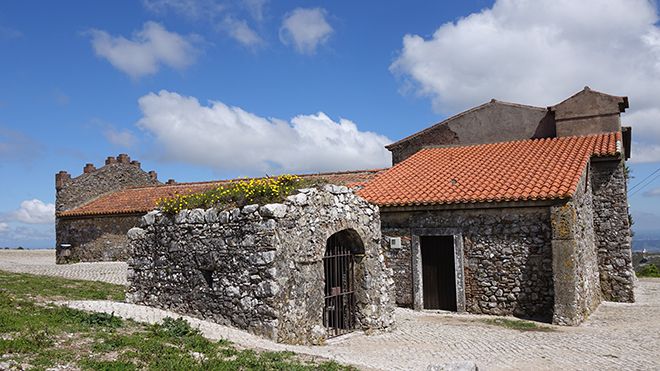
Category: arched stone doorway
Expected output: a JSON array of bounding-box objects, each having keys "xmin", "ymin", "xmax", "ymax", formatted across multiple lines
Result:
[
  {"xmin": 127, "ymin": 185, "xmax": 395, "ymax": 345},
  {"xmin": 323, "ymin": 229, "xmax": 365, "ymax": 337}
]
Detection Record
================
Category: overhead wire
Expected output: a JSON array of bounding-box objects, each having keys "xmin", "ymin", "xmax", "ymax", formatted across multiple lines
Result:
[
  {"xmin": 629, "ymin": 167, "xmax": 660, "ymax": 192},
  {"xmin": 629, "ymin": 169, "xmax": 660, "ymax": 197}
]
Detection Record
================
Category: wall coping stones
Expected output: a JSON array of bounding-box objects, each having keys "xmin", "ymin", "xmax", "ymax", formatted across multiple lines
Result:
[
  {"xmin": 259, "ymin": 204, "xmax": 288, "ymax": 218},
  {"xmin": 138, "ymin": 185, "xmax": 373, "ymax": 227},
  {"xmin": 323, "ymin": 184, "xmax": 350, "ymax": 194}
]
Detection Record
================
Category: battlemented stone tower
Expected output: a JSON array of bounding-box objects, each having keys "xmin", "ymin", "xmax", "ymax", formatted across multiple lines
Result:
[{"xmin": 55, "ymin": 154, "xmax": 160, "ymax": 263}]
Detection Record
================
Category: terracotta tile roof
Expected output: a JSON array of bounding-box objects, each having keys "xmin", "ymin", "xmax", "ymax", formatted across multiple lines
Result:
[
  {"xmin": 359, "ymin": 132, "xmax": 621, "ymax": 207},
  {"xmin": 58, "ymin": 169, "xmax": 386, "ymax": 217}
]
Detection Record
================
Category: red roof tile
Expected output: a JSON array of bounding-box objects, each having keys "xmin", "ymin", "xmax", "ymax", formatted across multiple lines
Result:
[
  {"xmin": 58, "ymin": 169, "xmax": 385, "ymax": 217},
  {"xmin": 358, "ymin": 132, "xmax": 621, "ymax": 207}
]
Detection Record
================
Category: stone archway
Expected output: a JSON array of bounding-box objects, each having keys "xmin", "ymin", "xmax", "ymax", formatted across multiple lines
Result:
[
  {"xmin": 323, "ymin": 229, "xmax": 365, "ymax": 337},
  {"xmin": 127, "ymin": 185, "xmax": 395, "ymax": 345}
]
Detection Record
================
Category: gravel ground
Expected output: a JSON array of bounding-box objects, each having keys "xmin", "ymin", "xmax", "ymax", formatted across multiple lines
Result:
[
  {"xmin": 2, "ymin": 249, "xmax": 659, "ymax": 370},
  {"xmin": 0, "ymin": 249, "xmax": 127, "ymax": 285}
]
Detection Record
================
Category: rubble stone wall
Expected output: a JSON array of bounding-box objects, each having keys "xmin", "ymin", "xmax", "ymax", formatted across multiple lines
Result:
[
  {"xmin": 590, "ymin": 159, "xmax": 635, "ymax": 302},
  {"xmin": 56, "ymin": 158, "xmax": 159, "ymax": 212},
  {"xmin": 381, "ymin": 206, "xmax": 554, "ymax": 320},
  {"xmin": 127, "ymin": 186, "xmax": 395, "ymax": 345},
  {"xmin": 56, "ymin": 214, "xmax": 141, "ymax": 263},
  {"xmin": 55, "ymin": 154, "xmax": 160, "ymax": 263},
  {"xmin": 380, "ymin": 228, "xmax": 414, "ymax": 306}
]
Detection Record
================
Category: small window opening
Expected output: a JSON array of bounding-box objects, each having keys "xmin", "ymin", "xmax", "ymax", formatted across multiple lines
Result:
[{"xmin": 199, "ymin": 269, "xmax": 214, "ymax": 288}]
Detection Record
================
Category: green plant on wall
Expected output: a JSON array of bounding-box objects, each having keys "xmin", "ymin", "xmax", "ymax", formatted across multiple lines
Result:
[
  {"xmin": 624, "ymin": 163, "xmax": 633, "ymax": 180},
  {"xmin": 157, "ymin": 175, "xmax": 326, "ymax": 214}
]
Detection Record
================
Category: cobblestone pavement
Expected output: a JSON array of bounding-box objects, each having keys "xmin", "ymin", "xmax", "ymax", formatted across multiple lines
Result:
[
  {"xmin": 63, "ymin": 283, "xmax": 660, "ymax": 371},
  {"xmin": 2, "ymin": 250, "xmax": 659, "ymax": 370},
  {"xmin": 0, "ymin": 249, "xmax": 127, "ymax": 285}
]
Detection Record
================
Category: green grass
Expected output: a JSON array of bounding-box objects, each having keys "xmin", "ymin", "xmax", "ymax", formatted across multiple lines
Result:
[
  {"xmin": 637, "ymin": 263, "xmax": 660, "ymax": 278},
  {"xmin": 0, "ymin": 271, "xmax": 354, "ymax": 370},
  {"xmin": 482, "ymin": 318, "xmax": 556, "ymax": 332}
]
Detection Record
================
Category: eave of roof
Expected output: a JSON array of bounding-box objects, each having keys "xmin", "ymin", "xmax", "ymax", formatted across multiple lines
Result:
[{"xmin": 359, "ymin": 132, "xmax": 621, "ymax": 207}]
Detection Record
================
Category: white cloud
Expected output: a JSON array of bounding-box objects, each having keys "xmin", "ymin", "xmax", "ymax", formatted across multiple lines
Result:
[
  {"xmin": 0, "ymin": 25, "xmax": 22, "ymax": 41},
  {"xmin": 143, "ymin": 0, "xmax": 264, "ymax": 48},
  {"xmin": 104, "ymin": 127, "xmax": 137, "ymax": 148},
  {"xmin": 0, "ymin": 224, "xmax": 54, "ymax": 247},
  {"xmin": 0, "ymin": 126, "xmax": 43, "ymax": 163},
  {"xmin": 391, "ymin": 0, "xmax": 660, "ymax": 163},
  {"xmin": 632, "ymin": 210, "xmax": 660, "ymax": 235},
  {"xmin": 12, "ymin": 225, "xmax": 54, "ymax": 241},
  {"xmin": 53, "ymin": 89, "xmax": 70, "ymax": 106},
  {"xmin": 12, "ymin": 199, "xmax": 55, "ymax": 225},
  {"xmin": 142, "ymin": 0, "xmax": 224, "ymax": 20},
  {"xmin": 242, "ymin": 0, "xmax": 267, "ymax": 22},
  {"xmin": 137, "ymin": 90, "xmax": 391, "ymax": 174},
  {"xmin": 88, "ymin": 21, "xmax": 200, "ymax": 78},
  {"xmin": 280, "ymin": 8, "xmax": 333, "ymax": 54},
  {"xmin": 644, "ymin": 187, "xmax": 660, "ymax": 197},
  {"xmin": 222, "ymin": 16, "xmax": 263, "ymax": 47}
]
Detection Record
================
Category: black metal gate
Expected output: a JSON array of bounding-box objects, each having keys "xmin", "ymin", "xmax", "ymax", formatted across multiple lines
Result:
[{"xmin": 323, "ymin": 233, "xmax": 355, "ymax": 337}]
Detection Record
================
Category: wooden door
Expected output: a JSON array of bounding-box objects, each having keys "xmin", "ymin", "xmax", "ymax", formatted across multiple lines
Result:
[{"xmin": 421, "ymin": 236, "xmax": 457, "ymax": 311}]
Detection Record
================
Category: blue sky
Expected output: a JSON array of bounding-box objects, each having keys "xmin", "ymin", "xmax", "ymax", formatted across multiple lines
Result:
[{"xmin": 0, "ymin": 0, "xmax": 659, "ymax": 247}]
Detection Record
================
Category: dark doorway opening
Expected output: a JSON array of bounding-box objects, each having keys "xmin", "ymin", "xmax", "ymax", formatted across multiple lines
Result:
[
  {"xmin": 323, "ymin": 230, "xmax": 358, "ymax": 338},
  {"xmin": 421, "ymin": 236, "xmax": 457, "ymax": 311}
]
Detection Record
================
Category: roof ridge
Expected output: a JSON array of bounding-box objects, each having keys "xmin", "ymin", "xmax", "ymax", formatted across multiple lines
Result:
[
  {"xmin": 386, "ymin": 100, "xmax": 546, "ymax": 149},
  {"xmin": 58, "ymin": 168, "xmax": 387, "ymax": 217},
  {"xmin": 415, "ymin": 131, "xmax": 620, "ymax": 154},
  {"xmin": 122, "ymin": 168, "xmax": 389, "ymax": 191},
  {"xmin": 548, "ymin": 86, "xmax": 627, "ymax": 110}
]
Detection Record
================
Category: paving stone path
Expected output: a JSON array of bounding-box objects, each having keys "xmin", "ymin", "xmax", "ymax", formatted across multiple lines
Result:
[
  {"xmin": 0, "ymin": 249, "xmax": 127, "ymax": 285},
  {"xmin": 2, "ymin": 250, "xmax": 659, "ymax": 370}
]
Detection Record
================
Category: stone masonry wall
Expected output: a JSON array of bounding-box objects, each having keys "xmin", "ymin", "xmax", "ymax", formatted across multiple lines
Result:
[
  {"xmin": 56, "ymin": 155, "xmax": 159, "ymax": 212},
  {"xmin": 387, "ymin": 102, "xmax": 553, "ymax": 165},
  {"xmin": 591, "ymin": 159, "xmax": 635, "ymax": 302},
  {"xmin": 56, "ymin": 214, "xmax": 141, "ymax": 264},
  {"xmin": 551, "ymin": 168, "xmax": 601, "ymax": 325},
  {"xmin": 380, "ymin": 228, "xmax": 413, "ymax": 306},
  {"xmin": 55, "ymin": 155, "xmax": 160, "ymax": 264},
  {"xmin": 381, "ymin": 207, "xmax": 554, "ymax": 320},
  {"xmin": 127, "ymin": 185, "xmax": 395, "ymax": 345}
]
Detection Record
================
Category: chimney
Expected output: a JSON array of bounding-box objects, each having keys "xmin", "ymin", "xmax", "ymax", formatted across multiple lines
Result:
[
  {"xmin": 149, "ymin": 171, "xmax": 158, "ymax": 181},
  {"xmin": 83, "ymin": 163, "xmax": 96, "ymax": 174},
  {"xmin": 551, "ymin": 87, "xmax": 628, "ymax": 137},
  {"xmin": 130, "ymin": 160, "xmax": 141, "ymax": 168},
  {"xmin": 105, "ymin": 156, "xmax": 117, "ymax": 165},
  {"xmin": 117, "ymin": 154, "xmax": 130, "ymax": 164},
  {"xmin": 55, "ymin": 171, "xmax": 71, "ymax": 191},
  {"xmin": 166, "ymin": 179, "xmax": 176, "ymax": 185}
]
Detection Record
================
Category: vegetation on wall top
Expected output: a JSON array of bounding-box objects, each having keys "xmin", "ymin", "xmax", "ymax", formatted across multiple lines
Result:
[{"xmin": 157, "ymin": 175, "xmax": 327, "ymax": 214}]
